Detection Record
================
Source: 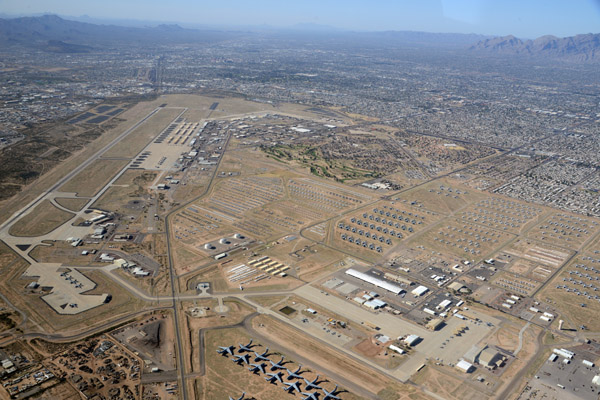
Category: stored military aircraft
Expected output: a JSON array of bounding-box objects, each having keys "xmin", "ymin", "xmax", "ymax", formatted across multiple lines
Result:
[
  {"xmin": 232, "ymin": 354, "xmax": 250, "ymax": 365},
  {"xmin": 322, "ymin": 385, "xmax": 341, "ymax": 400},
  {"xmin": 286, "ymin": 365, "xmax": 303, "ymax": 380},
  {"xmin": 238, "ymin": 339, "xmax": 255, "ymax": 353},
  {"xmin": 265, "ymin": 371, "xmax": 284, "ymax": 384},
  {"xmin": 217, "ymin": 345, "xmax": 235, "ymax": 356},
  {"xmin": 304, "ymin": 375, "xmax": 322, "ymax": 391},
  {"xmin": 269, "ymin": 356, "xmax": 286, "ymax": 371},
  {"xmin": 301, "ymin": 392, "xmax": 319, "ymax": 400},
  {"xmin": 248, "ymin": 363, "xmax": 267, "ymax": 374},
  {"xmin": 283, "ymin": 381, "xmax": 302, "ymax": 394},
  {"xmin": 253, "ymin": 348, "xmax": 270, "ymax": 362}
]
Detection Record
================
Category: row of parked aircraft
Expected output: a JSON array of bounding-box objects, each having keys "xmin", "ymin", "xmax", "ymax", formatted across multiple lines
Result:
[{"xmin": 220, "ymin": 339, "xmax": 343, "ymax": 400}]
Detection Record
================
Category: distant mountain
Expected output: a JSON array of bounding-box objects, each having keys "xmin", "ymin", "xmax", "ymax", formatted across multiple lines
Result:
[
  {"xmin": 372, "ymin": 30, "xmax": 490, "ymax": 47},
  {"xmin": 290, "ymin": 22, "xmax": 342, "ymax": 32},
  {"xmin": 45, "ymin": 40, "xmax": 94, "ymax": 53},
  {"xmin": 0, "ymin": 14, "xmax": 241, "ymax": 50},
  {"xmin": 470, "ymin": 33, "xmax": 600, "ymax": 62}
]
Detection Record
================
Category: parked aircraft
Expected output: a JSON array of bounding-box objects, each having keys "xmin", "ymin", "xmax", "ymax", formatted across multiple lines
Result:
[
  {"xmin": 283, "ymin": 381, "xmax": 302, "ymax": 394},
  {"xmin": 253, "ymin": 348, "xmax": 270, "ymax": 362},
  {"xmin": 322, "ymin": 385, "xmax": 341, "ymax": 400},
  {"xmin": 304, "ymin": 375, "xmax": 322, "ymax": 391},
  {"xmin": 248, "ymin": 363, "xmax": 267, "ymax": 374},
  {"xmin": 301, "ymin": 392, "xmax": 319, "ymax": 400},
  {"xmin": 217, "ymin": 345, "xmax": 235, "ymax": 356},
  {"xmin": 232, "ymin": 354, "xmax": 250, "ymax": 365},
  {"xmin": 286, "ymin": 365, "xmax": 303, "ymax": 380},
  {"xmin": 238, "ymin": 339, "xmax": 255, "ymax": 353},
  {"xmin": 265, "ymin": 371, "xmax": 284, "ymax": 384},
  {"xmin": 269, "ymin": 356, "xmax": 286, "ymax": 371}
]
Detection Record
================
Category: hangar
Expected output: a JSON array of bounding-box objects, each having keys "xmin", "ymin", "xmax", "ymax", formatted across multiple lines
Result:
[{"xmin": 345, "ymin": 269, "xmax": 404, "ymax": 295}]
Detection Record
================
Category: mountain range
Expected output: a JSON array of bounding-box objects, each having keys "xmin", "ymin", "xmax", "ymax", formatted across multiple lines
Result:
[
  {"xmin": 470, "ymin": 33, "xmax": 600, "ymax": 62},
  {"xmin": 0, "ymin": 14, "xmax": 239, "ymax": 51},
  {"xmin": 0, "ymin": 14, "xmax": 598, "ymax": 62}
]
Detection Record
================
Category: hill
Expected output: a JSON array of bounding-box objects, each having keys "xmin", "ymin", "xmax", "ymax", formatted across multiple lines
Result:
[
  {"xmin": 0, "ymin": 14, "xmax": 240, "ymax": 50},
  {"xmin": 470, "ymin": 33, "xmax": 600, "ymax": 62}
]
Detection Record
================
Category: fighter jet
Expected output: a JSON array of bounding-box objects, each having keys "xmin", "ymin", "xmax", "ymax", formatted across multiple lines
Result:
[
  {"xmin": 228, "ymin": 393, "xmax": 245, "ymax": 400},
  {"xmin": 217, "ymin": 345, "xmax": 235, "ymax": 356},
  {"xmin": 248, "ymin": 363, "xmax": 267, "ymax": 374},
  {"xmin": 301, "ymin": 392, "xmax": 319, "ymax": 400},
  {"xmin": 283, "ymin": 381, "xmax": 302, "ymax": 394},
  {"xmin": 303, "ymin": 375, "xmax": 322, "ymax": 391},
  {"xmin": 265, "ymin": 371, "xmax": 284, "ymax": 384},
  {"xmin": 238, "ymin": 339, "xmax": 255, "ymax": 353},
  {"xmin": 232, "ymin": 354, "xmax": 250, "ymax": 365},
  {"xmin": 286, "ymin": 365, "xmax": 303, "ymax": 380},
  {"xmin": 322, "ymin": 385, "xmax": 341, "ymax": 400},
  {"xmin": 269, "ymin": 356, "xmax": 286, "ymax": 371},
  {"xmin": 253, "ymin": 348, "xmax": 270, "ymax": 362}
]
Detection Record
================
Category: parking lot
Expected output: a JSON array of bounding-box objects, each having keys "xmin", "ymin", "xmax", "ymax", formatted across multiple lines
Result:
[{"xmin": 535, "ymin": 348, "xmax": 600, "ymax": 400}]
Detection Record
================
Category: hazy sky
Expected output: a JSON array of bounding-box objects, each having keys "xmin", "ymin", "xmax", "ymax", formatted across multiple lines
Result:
[{"xmin": 2, "ymin": 0, "xmax": 599, "ymax": 38}]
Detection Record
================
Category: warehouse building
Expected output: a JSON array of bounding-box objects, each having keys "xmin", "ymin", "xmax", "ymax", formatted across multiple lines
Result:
[
  {"xmin": 411, "ymin": 285, "xmax": 429, "ymax": 297},
  {"xmin": 345, "ymin": 269, "xmax": 404, "ymax": 295}
]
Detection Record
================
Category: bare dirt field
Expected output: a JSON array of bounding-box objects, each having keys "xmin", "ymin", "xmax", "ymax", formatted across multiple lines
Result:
[
  {"xmin": 412, "ymin": 365, "xmax": 490, "ymax": 400},
  {"xmin": 111, "ymin": 313, "xmax": 176, "ymax": 372},
  {"xmin": 54, "ymin": 197, "xmax": 90, "ymax": 212},
  {"xmin": 9, "ymin": 199, "xmax": 74, "ymax": 237},
  {"xmin": 59, "ymin": 159, "xmax": 129, "ymax": 197},
  {"xmin": 91, "ymin": 169, "xmax": 156, "ymax": 214}
]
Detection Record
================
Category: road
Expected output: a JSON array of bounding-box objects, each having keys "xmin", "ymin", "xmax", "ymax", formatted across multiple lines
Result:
[
  {"xmin": 494, "ymin": 327, "xmax": 545, "ymax": 400},
  {"xmin": 162, "ymin": 107, "xmax": 234, "ymax": 400},
  {"xmin": 15, "ymin": 306, "xmax": 171, "ymax": 343}
]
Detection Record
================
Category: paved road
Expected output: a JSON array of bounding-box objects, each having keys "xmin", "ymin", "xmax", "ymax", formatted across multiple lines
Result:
[
  {"xmin": 514, "ymin": 322, "xmax": 531, "ymax": 356},
  {"xmin": 15, "ymin": 306, "xmax": 171, "ymax": 343},
  {"xmin": 494, "ymin": 326, "xmax": 545, "ymax": 400},
  {"xmin": 162, "ymin": 109, "xmax": 233, "ymax": 400}
]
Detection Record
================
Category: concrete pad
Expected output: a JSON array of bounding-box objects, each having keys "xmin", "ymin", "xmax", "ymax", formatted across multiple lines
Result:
[
  {"xmin": 336, "ymin": 282, "xmax": 359, "ymax": 295},
  {"xmin": 22, "ymin": 263, "xmax": 108, "ymax": 315}
]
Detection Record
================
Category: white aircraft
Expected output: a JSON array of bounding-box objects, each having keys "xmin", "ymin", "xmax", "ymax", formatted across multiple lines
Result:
[
  {"xmin": 322, "ymin": 385, "xmax": 341, "ymax": 400},
  {"xmin": 269, "ymin": 356, "xmax": 286, "ymax": 371},
  {"xmin": 217, "ymin": 345, "xmax": 235, "ymax": 356},
  {"xmin": 265, "ymin": 371, "xmax": 284, "ymax": 384},
  {"xmin": 301, "ymin": 392, "xmax": 319, "ymax": 400},
  {"xmin": 253, "ymin": 348, "xmax": 270, "ymax": 362},
  {"xmin": 303, "ymin": 375, "xmax": 322, "ymax": 391},
  {"xmin": 238, "ymin": 339, "xmax": 254, "ymax": 353},
  {"xmin": 248, "ymin": 363, "xmax": 267, "ymax": 374},
  {"xmin": 286, "ymin": 365, "xmax": 303, "ymax": 380},
  {"xmin": 232, "ymin": 354, "xmax": 250, "ymax": 365},
  {"xmin": 283, "ymin": 381, "xmax": 302, "ymax": 394}
]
